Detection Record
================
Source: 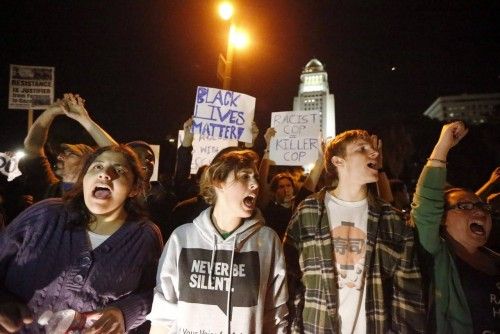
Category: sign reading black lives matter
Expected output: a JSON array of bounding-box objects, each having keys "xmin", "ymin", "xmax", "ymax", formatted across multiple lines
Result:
[
  {"xmin": 269, "ymin": 110, "xmax": 321, "ymax": 166},
  {"xmin": 9, "ymin": 64, "xmax": 55, "ymax": 110},
  {"xmin": 192, "ymin": 86, "xmax": 255, "ymax": 143}
]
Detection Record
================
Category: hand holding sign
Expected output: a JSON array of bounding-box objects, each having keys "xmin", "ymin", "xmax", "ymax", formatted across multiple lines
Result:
[
  {"xmin": 264, "ymin": 127, "xmax": 276, "ymax": 148},
  {"xmin": 182, "ymin": 117, "xmax": 194, "ymax": 147},
  {"xmin": 244, "ymin": 121, "xmax": 260, "ymax": 148}
]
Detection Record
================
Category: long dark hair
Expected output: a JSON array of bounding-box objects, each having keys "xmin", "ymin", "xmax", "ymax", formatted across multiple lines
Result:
[{"xmin": 63, "ymin": 145, "xmax": 148, "ymax": 227}]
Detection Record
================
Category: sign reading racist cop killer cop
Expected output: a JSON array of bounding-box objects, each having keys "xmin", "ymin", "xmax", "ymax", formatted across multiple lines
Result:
[
  {"xmin": 269, "ymin": 110, "xmax": 321, "ymax": 166},
  {"xmin": 192, "ymin": 86, "xmax": 255, "ymax": 143}
]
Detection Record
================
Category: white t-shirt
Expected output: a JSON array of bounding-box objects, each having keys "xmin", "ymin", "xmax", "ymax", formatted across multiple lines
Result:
[
  {"xmin": 325, "ymin": 192, "xmax": 368, "ymax": 334},
  {"xmin": 87, "ymin": 230, "xmax": 111, "ymax": 250}
]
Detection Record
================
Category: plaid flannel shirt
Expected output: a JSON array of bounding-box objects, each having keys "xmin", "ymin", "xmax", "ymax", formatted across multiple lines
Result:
[{"xmin": 284, "ymin": 188, "xmax": 426, "ymax": 333}]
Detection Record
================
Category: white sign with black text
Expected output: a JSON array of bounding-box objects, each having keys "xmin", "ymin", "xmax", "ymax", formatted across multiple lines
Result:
[
  {"xmin": 9, "ymin": 64, "xmax": 55, "ymax": 110},
  {"xmin": 178, "ymin": 131, "xmax": 238, "ymax": 174},
  {"xmin": 269, "ymin": 110, "xmax": 321, "ymax": 166}
]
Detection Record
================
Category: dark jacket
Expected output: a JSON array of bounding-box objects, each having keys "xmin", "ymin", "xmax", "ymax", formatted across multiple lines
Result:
[{"xmin": 0, "ymin": 199, "xmax": 163, "ymax": 332}]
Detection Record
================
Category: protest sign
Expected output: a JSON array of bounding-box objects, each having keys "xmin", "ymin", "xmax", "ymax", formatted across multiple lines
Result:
[
  {"xmin": 0, "ymin": 153, "xmax": 22, "ymax": 181},
  {"xmin": 269, "ymin": 110, "xmax": 321, "ymax": 166},
  {"xmin": 9, "ymin": 64, "xmax": 55, "ymax": 110},
  {"xmin": 178, "ymin": 131, "xmax": 238, "ymax": 174},
  {"xmin": 192, "ymin": 86, "xmax": 255, "ymax": 143}
]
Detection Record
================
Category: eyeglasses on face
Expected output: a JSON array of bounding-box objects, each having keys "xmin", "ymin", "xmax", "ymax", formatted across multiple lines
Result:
[{"xmin": 445, "ymin": 201, "xmax": 492, "ymax": 214}]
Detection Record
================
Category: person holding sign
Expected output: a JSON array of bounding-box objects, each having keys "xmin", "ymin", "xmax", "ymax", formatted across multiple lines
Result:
[
  {"xmin": 148, "ymin": 149, "xmax": 288, "ymax": 333},
  {"xmin": 284, "ymin": 129, "xmax": 425, "ymax": 333},
  {"xmin": 20, "ymin": 93, "xmax": 117, "ymax": 202},
  {"xmin": 259, "ymin": 127, "xmax": 324, "ymax": 240}
]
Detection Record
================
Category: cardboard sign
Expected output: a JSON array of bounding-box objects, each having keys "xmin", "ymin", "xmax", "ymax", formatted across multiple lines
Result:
[
  {"xmin": 192, "ymin": 86, "xmax": 255, "ymax": 143},
  {"xmin": 178, "ymin": 130, "xmax": 238, "ymax": 174},
  {"xmin": 9, "ymin": 64, "xmax": 55, "ymax": 110},
  {"xmin": 269, "ymin": 110, "xmax": 321, "ymax": 166}
]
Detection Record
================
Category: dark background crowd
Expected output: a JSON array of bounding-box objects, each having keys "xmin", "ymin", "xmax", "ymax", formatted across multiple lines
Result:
[{"xmin": 0, "ymin": 0, "xmax": 499, "ymax": 237}]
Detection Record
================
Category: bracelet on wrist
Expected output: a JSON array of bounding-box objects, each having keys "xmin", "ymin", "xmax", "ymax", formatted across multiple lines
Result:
[{"xmin": 427, "ymin": 158, "xmax": 447, "ymax": 164}]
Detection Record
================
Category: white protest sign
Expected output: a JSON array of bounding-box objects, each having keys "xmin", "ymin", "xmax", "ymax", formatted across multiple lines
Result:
[
  {"xmin": 0, "ymin": 153, "xmax": 22, "ymax": 181},
  {"xmin": 9, "ymin": 64, "xmax": 55, "ymax": 110},
  {"xmin": 192, "ymin": 86, "xmax": 255, "ymax": 143},
  {"xmin": 178, "ymin": 130, "xmax": 238, "ymax": 174},
  {"xmin": 269, "ymin": 110, "xmax": 321, "ymax": 166}
]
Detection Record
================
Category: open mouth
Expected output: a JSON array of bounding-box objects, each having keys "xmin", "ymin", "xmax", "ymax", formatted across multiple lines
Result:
[
  {"xmin": 243, "ymin": 194, "xmax": 256, "ymax": 209},
  {"xmin": 92, "ymin": 185, "xmax": 112, "ymax": 199},
  {"xmin": 469, "ymin": 222, "xmax": 485, "ymax": 236}
]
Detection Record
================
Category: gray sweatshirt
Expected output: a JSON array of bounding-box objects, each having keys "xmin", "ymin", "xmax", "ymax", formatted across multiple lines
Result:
[{"xmin": 148, "ymin": 207, "xmax": 289, "ymax": 333}]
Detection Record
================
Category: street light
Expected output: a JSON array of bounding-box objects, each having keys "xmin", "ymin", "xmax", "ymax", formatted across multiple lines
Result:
[
  {"xmin": 218, "ymin": 2, "xmax": 234, "ymax": 21},
  {"xmin": 217, "ymin": 2, "xmax": 249, "ymax": 90}
]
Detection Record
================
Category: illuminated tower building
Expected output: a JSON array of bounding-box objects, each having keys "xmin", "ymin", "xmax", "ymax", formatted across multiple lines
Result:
[{"xmin": 293, "ymin": 59, "xmax": 336, "ymax": 139}]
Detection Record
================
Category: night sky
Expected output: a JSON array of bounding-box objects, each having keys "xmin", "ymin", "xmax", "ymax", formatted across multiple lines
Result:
[{"xmin": 1, "ymin": 1, "xmax": 499, "ymax": 185}]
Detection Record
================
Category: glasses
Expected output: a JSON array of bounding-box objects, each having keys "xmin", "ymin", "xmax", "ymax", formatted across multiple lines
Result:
[{"xmin": 445, "ymin": 201, "xmax": 492, "ymax": 214}]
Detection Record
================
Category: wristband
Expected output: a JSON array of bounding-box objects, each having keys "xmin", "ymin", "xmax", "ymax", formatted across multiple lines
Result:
[{"xmin": 427, "ymin": 158, "xmax": 447, "ymax": 164}]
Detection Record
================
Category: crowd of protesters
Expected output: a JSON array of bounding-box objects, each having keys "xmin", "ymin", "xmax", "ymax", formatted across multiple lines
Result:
[{"xmin": 0, "ymin": 95, "xmax": 498, "ymax": 333}]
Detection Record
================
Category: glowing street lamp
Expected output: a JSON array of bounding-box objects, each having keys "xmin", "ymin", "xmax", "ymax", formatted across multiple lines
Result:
[
  {"xmin": 230, "ymin": 27, "xmax": 249, "ymax": 49},
  {"xmin": 218, "ymin": 2, "xmax": 234, "ymax": 21},
  {"xmin": 217, "ymin": 2, "xmax": 249, "ymax": 90}
]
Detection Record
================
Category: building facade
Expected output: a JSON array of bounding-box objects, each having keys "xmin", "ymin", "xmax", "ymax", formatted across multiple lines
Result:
[
  {"xmin": 423, "ymin": 93, "xmax": 500, "ymax": 125},
  {"xmin": 293, "ymin": 59, "xmax": 336, "ymax": 139}
]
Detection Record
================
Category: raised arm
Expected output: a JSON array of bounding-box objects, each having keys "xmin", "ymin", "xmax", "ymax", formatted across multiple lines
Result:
[
  {"xmin": 257, "ymin": 127, "xmax": 276, "ymax": 209},
  {"xmin": 475, "ymin": 167, "xmax": 500, "ymax": 201},
  {"xmin": 428, "ymin": 121, "xmax": 468, "ymax": 167},
  {"xmin": 62, "ymin": 93, "xmax": 118, "ymax": 147},
  {"xmin": 174, "ymin": 118, "xmax": 195, "ymax": 200},
  {"xmin": 243, "ymin": 121, "xmax": 259, "ymax": 149},
  {"xmin": 23, "ymin": 101, "xmax": 65, "ymax": 157},
  {"xmin": 301, "ymin": 139, "xmax": 324, "ymax": 194},
  {"xmin": 411, "ymin": 121, "xmax": 468, "ymax": 253}
]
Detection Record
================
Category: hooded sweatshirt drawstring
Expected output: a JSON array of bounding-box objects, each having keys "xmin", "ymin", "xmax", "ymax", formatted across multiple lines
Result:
[
  {"xmin": 209, "ymin": 234, "xmax": 217, "ymax": 283},
  {"xmin": 226, "ymin": 234, "xmax": 238, "ymax": 334}
]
